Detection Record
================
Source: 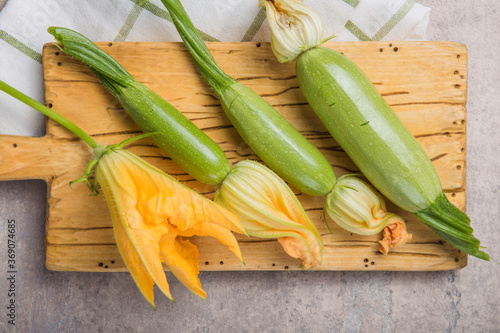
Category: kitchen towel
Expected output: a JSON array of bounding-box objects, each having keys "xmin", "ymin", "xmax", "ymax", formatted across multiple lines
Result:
[{"xmin": 0, "ymin": 0, "xmax": 430, "ymax": 137}]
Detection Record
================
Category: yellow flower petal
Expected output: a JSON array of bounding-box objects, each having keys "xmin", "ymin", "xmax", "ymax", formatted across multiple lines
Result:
[
  {"xmin": 179, "ymin": 223, "xmax": 243, "ymax": 263},
  {"xmin": 379, "ymin": 220, "xmax": 412, "ymax": 255},
  {"xmin": 159, "ymin": 235, "xmax": 206, "ymax": 300},
  {"xmin": 251, "ymin": 228, "xmax": 320, "ymax": 268},
  {"xmin": 109, "ymin": 150, "xmax": 245, "ymax": 235},
  {"xmin": 97, "ymin": 161, "xmax": 173, "ymax": 305},
  {"xmin": 278, "ymin": 236, "xmax": 313, "ymax": 268},
  {"xmin": 112, "ymin": 204, "xmax": 161, "ymax": 307}
]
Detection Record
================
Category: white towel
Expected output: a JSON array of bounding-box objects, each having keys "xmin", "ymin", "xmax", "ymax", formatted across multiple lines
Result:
[{"xmin": 0, "ymin": 0, "xmax": 430, "ymax": 137}]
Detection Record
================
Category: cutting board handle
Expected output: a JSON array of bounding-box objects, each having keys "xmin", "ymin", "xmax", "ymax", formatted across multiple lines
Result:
[{"xmin": 0, "ymin": 134, "xmax": 91, "ymax": 181}]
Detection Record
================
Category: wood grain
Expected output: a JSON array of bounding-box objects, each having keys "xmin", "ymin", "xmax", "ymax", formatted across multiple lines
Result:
[{"xmin": 0, "ymin": 41, "xmax": 468, "ymax": 271}]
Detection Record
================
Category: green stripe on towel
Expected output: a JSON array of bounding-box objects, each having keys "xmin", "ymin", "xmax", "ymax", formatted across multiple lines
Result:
[
  {"xmin": 344, "ymin": 20, "xmax": 372, "ymax": 41},
  {"xmin": 0, "ymin": 30, "xmax": 42, "ymax": 64},
  {"xmin": 345, "ymin": 0, "xmax": 416, "ymax": 41},
  {"xmin": 115, "ymin": 4, "xmax": 144, "ymax": 41},
  {"xmin": 132, "ymin": 0, "xmax": 220, "ymax": 42},
  {"xmin": 343, "ymin": 0, "xmax": 360, "ymax": 8},
  {"xmin": 241, "ymin": 7, "xmax": 266, "ymax": 42},
  {"xmin": 372, "ymin": 0, "xmax": 415, "ymax": 40}
]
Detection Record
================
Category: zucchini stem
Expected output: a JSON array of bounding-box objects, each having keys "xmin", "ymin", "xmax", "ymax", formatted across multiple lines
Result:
[
  {"xmin": 48, "ymin": 27, "xmax": 134, "ymax": 86},
  {"xmin": 415, "ymin": 193, "xmax": 489, "ymax": 261},
  {"xmin": 160, "ymin": 0, "xmax": 235, "ymax": 93},
  {"xmin": 0, "ymin": 79, "xmax": 99, "ymax": 149}
]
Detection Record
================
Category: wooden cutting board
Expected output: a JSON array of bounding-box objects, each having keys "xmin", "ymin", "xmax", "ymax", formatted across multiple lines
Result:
[{"xmin": 0, "ymin": 41, "xmax": 469, "ymax": 272}]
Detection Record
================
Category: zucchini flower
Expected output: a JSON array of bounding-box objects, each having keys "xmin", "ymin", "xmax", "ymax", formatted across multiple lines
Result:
[
  {"xmin": 93, "ymin": 146, "xmax": 246, "ymax": 306},
  {"xmin": 325, "ymin": 175, "xmax": 411, "ymax": 254},
  {"xmin": 259, "ymin": 0, "xmax": 325, "ymax": 63},
  {"xmin": 0, "ymin": 80, "xmax": 245, "ymax": 308},
  {"xmin": 215, "ymin": 160, "xmax": 323, "ymax": 268}
]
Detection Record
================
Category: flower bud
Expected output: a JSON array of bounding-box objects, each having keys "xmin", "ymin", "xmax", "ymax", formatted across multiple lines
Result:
[
  {"xmin": 325, "ymin": 175, "xmax": 411, "ymax": 254},
  {"xmin": 215, "ymin": 160, "xmax": 323, "ymax": 268},
  {"xmin": 259, "ymin": 0, "xmax": 324, "ymax": 63}
]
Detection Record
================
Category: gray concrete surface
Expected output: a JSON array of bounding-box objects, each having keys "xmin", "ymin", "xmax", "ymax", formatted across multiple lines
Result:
[{"xmin": 0, "ymin": 1, "xmax": 499, "ymax": 332}]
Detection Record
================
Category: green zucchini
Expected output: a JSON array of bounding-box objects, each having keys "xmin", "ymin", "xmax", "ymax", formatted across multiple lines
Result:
[
  {"xmin": 296, "ymin": 45, "xmax": 488, "ymax": 260},
  {"xmin": 219, "ymin": 81, "xmax": 335, "ymax": 196},
  {"xmin": 297, "ymin": 47, "xmax": 442, "ymax": 213},
  {"xmin": 48, "ymin": 27, "xmax": 230, "ymax": 186},
  {"xmin": 159, "ymin": 0, "xmax": 336, "ymax": 196}
]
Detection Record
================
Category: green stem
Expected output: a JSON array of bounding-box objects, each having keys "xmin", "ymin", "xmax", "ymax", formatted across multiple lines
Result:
[
  {"xmin": 48, "ymin": 27, "xmax": 134, "ymax": 87},
  {"xmin": 160, "ymin": 0, "xmax": 235, "ymax": 93},
  {"xmin": 415, "ymin": 192, "xmax": 489, "ymax": 261},
  {"xmin": 0, "ymin": 79, "xmax": 99, "ymax": 149}
]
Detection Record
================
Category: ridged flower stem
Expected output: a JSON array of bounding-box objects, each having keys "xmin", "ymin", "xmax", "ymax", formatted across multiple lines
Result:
[{"xmin": 0, "ymin": 79, "xmax": 99, "ymax": 149}]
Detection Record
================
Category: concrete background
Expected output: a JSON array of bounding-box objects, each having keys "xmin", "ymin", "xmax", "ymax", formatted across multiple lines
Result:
[{"xmin": 0, "ymin": 0, "xmax": 499, "ymax": 332}]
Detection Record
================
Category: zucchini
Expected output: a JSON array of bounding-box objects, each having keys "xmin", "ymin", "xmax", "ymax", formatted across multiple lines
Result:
[
  {"xmin": 219, "ymin": 81, "xmax": 335, "ymax": 196},
  {"xmin": 48, "ymin": 27, "xmax": 230, "ymax": 186},
  {"xmin": 297, "ymin": 46, "xmax": 442, "ymax": 213}
]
